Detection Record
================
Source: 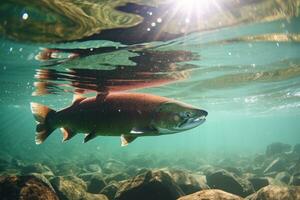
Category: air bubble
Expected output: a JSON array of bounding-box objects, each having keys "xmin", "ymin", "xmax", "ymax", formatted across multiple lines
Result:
[{"xmin": 22, "ymin": 13, "xmax": 29, "ymax": 20}]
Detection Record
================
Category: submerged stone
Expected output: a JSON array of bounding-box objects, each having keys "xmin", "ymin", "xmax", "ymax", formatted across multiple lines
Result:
[
  {"xmin": 114, "ymin": 170, "xmax": 184, "ymax": 200},
  {"xmin": 163, "ymin": 169, "xmax": 209, "ymax": 195},
  {"xmin": 86, "ymin": 164, "xmax": 102, "ymax": 173},
  {"xmin": 55, "ymin": 162, "xmax": 82, "ymax": 176},
  {"xmin": 289, "ymin": 172, "xmax": 300, "ymax": 186},
  {"xmin": 79, "ymin": 172, "xmax": 107, "ymax": 194},
  {"xmin": 87, "ymin": 174, "xmax": 107, "ymax": 194},
  {"xmin": 248, "ymin": 177, "xmax": 270, "ymax": 191},
  {"xmin": 85, "ymin": 193, "xmax": 109, "ymax": 200},
  {"xmin": 50, "ymin": 176, "xmax": 87, "ymax": 200},
  {"xmin": 100, "ymin": 182, "xmax": 119, "ymax": 200},
  {"xmin": 263, "ymin": 158, "xmax": 286, "ymax": 174},
  {"xmin": 102, "ymin": 159, "xmax": 126, "ymax": 174},
  {"xmin": 105, "ymin": 172, "xmax": 129, "ymax": 184},
  {"xmin": 21, "ymin": 163, "xmax": 54, "ymax": 177},
  {"xmin": 0, "ymin": 175, "xmax": 59, "ymax": 200},
  {"xmin": 246, "ymin": 185, "xmax": 300, "ymax": 200},
  {"xmin": 275, "ymin": 171, "xmax": 291, "ymax": 184},
  {"xmin": 177, "ymin": 189, "xmax": 243, "ymax": 200},
  {"xmin": 206, "ymin": 169, "xmax": 254, "ymax": 197},
  {"xmin": 265, "ymin": 142, "xmax": 292, "ymax": 157}
]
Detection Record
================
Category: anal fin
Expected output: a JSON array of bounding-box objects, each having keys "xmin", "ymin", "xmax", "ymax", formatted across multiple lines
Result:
[
  {"xmin": 60, "ymin": 127, "xmax": 76, "ymax": 142},
  {"xmin": 121, "ymin": 134, "xmax": 137, "ymax": 147},
  {"xmin": 84, "ymin": 132, "xmax": 97, "ymax": 143}
]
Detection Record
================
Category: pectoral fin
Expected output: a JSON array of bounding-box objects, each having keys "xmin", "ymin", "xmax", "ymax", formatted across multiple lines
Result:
[
  {"xmin": 60, "ymin": 127, "xmax": 76, "ymax": 142},
  {"xmin": 121, "ymin": 134, "xmax": 137, "ymax": 146},
  {"xmin": 84, "ymin": 132, "xmax": 97, "ymax": 143},
  {"xmin": 72, "ymin": 94, "xmax": 86, "ymax": 105}
]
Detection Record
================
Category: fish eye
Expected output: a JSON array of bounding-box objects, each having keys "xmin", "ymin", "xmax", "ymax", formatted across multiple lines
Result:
[{"xmin": 184, "ymin": 111, "xmax": 192, "ymax": 118}]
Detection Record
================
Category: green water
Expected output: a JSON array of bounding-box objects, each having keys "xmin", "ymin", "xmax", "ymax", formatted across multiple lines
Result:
[{"xmin": 0, "ymin": 0, "xmax": 300, "ymax": 199}]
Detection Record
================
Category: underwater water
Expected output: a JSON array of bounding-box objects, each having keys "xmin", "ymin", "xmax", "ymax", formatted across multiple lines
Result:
[{"xmin": 0, "ymin": 0, "xmax": 300, "ymax": 200}]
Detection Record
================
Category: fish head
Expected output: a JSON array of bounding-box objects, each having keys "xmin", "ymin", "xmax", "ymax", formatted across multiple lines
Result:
[{"xmin": 153, "ymin": 101, "xmax": 208, "ymax": 134}]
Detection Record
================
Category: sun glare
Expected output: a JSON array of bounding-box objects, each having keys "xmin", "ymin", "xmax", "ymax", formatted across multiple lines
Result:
[{"xmin": 176, "ymin": 0, "xmax": 208, "ymax": 11}]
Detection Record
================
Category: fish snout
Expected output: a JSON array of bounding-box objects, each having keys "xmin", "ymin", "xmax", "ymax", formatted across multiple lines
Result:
[
  {"xmin": 198, "ymin": 109, "xmax": 208, "ymax": 117},
  {"xmin": 191, "ymin": 109, "xmax": 208, "ymax": 125}
]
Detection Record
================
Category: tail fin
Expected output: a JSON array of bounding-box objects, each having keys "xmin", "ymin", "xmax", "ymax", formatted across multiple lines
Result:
[{"xmin": 30, "ymin": 102, "xmax": 56, "ymax": 144}]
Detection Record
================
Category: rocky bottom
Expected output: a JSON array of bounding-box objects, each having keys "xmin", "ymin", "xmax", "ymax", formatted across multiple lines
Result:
[{"xmin": 0, "ymin": 142, "xmax": 299, "ymax": 200}]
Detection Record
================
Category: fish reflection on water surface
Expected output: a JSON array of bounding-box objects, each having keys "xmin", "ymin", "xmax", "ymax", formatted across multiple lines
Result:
[{"xmin": 33, "ymin": 49, "xmax": 198, "ymax": 95}]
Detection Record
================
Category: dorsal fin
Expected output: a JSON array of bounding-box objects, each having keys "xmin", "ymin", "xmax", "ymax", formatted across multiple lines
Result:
[{"xmin": 72, "ymin": 94, "xmax": 86, "ymax": 105}]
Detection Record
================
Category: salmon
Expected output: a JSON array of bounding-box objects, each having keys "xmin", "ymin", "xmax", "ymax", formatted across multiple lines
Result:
[{"xmin": 30, "ymin": 93, "xmax": 207, "ymax": 146}]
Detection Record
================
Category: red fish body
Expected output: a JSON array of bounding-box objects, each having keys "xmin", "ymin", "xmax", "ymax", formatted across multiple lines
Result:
[{"xmin": 31, "ymin": 93, "xmax": 207, "ymax": 146}]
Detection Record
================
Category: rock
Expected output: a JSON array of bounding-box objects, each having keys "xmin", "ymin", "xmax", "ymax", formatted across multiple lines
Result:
[
  {"xmin": 114, "ymin": 170, "xmax": 184, "ymax": 200},
  {"xmin": 249, "ymin": 167, "xmax": 264, "ymax": 176},
  {"xmin": 275, "ymin": 171, "xmax": 291, "ymax": 184},
  {"xmin": 55, "ymin": 162, "xmax": 82, "ymax": 176},
  {"xmin": 164, "ymin": 169, "xmax": 209, "ymax": 195},
  {"xmin": 263, "ymin": 158, "xmax": 286, "ymax": 174},
  {"xmin": 86, "ymin": 164, "xmax": 102, "ymax": 173},
  {"xmin": 199, "ymin": 165, "xmax": 220, "ymax": 176},
  {"xmin": 85, "ymin": 193, "xmax": 108, "ymax": 200},
  {"xmin": 206, "ymin": 169, "xmax": 254, "ymax": 197},
  {"xmin": 289, "ymin": 172, "xmax": 300, "ymax": 186},
  {"xmin": 246, "ymin": 185, "xmax": 300, "ymax": 200},
  {"xmin": 79, "ymin": 172, "xmax": 103, "ymax": 181},
  {"xmin": 21, "ymin": 163, "xmax": 54, "ymax": 177},
  {"xmin": 124, "ymin": 166, "xmax": 139, "ymax": 176},
  {"xmin": 177, "ymin": 189, "xmax": 243, "ymax": 200},
  {"xmin": 0, "ymin": 175, "xmax": 59, "ymax": 200},
  {"xmin": 30, "ymin": 173, "xmax": 55, "ymax": 191},
  {"xmin": 79, "ymin": 172, "xmax": 107, "ymax": 193},
  {"xmin": 293, "ymin": 144, "xmax": 300, "ymax": 154},
  {"xmin": 100, "ymin": 182, "xmax": 119, "ymax": 200},
  {"xmin": 50, "ymin": 176, "xmax": 87, "ymax": 200},
  {"xmin": 105, "ymin": 172, "xmax": 129, "ymax": 184},
  {"xmin": 288, "ymin": 159, "xmax": 300, "ymax": 174},
  {"xmin": 102, "ymin": 159, "xmax": 125, "ymax": 174},
  {"xmin": 265, "ymin": 142, "xmax": 291, "ymax": 156},
  {"xmin": 224, "ymin": 167, "xmax": 243, "ymax": 177},
  {"xmin": 248, "ymin": 177, "xmax": 270, "ymax": 191},
  {"xmin": 87, "ymin": 174, "xmax": 107, "ymax": 194}
]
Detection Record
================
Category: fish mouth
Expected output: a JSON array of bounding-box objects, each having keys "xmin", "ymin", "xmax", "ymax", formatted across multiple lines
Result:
[{"xmin": 178, "ymin": 110, "xmax": 207, "ymax": 130}]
